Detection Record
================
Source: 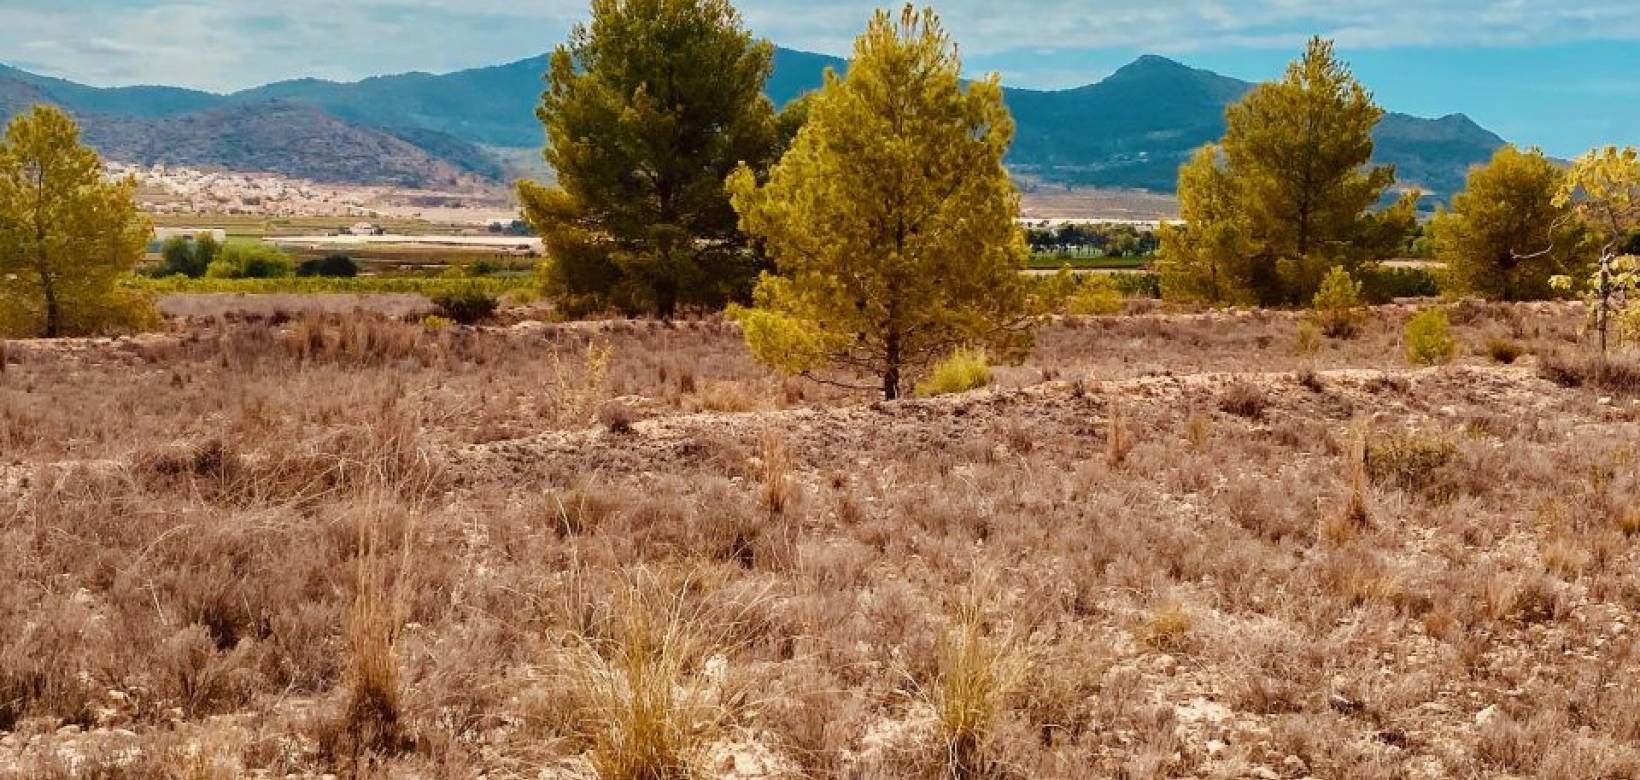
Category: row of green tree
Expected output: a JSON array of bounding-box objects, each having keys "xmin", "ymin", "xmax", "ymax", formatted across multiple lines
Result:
[
  {"xmin": 152, "ymin": 235, "xmax": 360, "ymax": 279},
  {"xmin": 1024, "ymin": 223, "xmax": 1159, "ymax": 258},
  {"xmin": 1156, "ymin": 38, "xmax": 1639, "ymax": 347}
]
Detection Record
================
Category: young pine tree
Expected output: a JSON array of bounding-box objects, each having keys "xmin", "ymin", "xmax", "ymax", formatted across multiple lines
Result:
[
  {"xmin": 727, "ymin": 5, "xmax": 1039, "ymax": 400},
  {"xmin": 1160, "ymin": 38, "xmax": 1417, "ymax": 306},
  {"xmin": 1433, "ymin": 145, "xmax": 1590, "ymax": 301},
  {"xmin": 518, "ymin": 0, "xmax": 789, "ymax": 318},
  {"xmin": 0, "ymin": 105, "xmax": 155, "ymax": 338}
]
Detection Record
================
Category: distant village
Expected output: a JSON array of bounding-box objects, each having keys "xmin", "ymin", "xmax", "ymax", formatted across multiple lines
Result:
[{"xmin": 110, "ymin": 162, "xmax": 516, "ymax": 223}]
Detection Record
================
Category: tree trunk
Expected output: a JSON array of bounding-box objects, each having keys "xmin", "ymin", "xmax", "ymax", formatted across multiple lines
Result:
[
  {"xmin": 42, "ymin": 285, "xmax": 60, "ymax": 338},
  {"xmin": 1597, "ymin": 251, "xmax": 1612, "ymax": 363},
  {"xmin": 882, "ymin": 331, "xmax": 902, "ymax": 401}
]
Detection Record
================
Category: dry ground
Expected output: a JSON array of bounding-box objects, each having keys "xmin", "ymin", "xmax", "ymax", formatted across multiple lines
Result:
[{"xmin": 2, "ymin": 301, "xmax": 1638, "ymax": 780}]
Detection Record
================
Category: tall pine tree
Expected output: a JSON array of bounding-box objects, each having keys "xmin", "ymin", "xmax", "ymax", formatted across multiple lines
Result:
[
  {"xmin": 518, "ymin": 0, "xmax": 786, "ymax": 318},
  {"xmin": 727, "ymin": 6, "xmax": 1039, "ymax": 400}
]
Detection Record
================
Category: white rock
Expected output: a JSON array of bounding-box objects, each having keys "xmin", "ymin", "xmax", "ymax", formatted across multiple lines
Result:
[{"xmin": 1476, "ymin": 705, "xmax": 1500, "ymax": 726}]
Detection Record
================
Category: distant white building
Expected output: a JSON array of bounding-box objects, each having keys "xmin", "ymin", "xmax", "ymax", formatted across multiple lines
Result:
[{"xmin": 347, "ymin": 222, "xmax": 385, "ymax": 236}]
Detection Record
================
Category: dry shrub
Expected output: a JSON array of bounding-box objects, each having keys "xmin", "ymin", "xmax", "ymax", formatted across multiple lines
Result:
[
  {"xmin": 1366, "ymin": 429, "xmax": 1456, "ymax": 496},
  {"xmin": 1538, "ymin": 350, "xmax": 1640, "ymax": 396},
  {"xmin": 1142, "ymin": 603, "xmax": 1192, "ymax": 654},
  {"xmin": 320, "ymin": 504, "xmax": 415, "ymax": 764},
  {"xmin": 758, "ymin": 429, "xmax": 795, "ymax": 516},
  {"xmin": 1106, "ymin": 398, "xmax": 1132, "ymax": 467},
  {"xmin": 543, "ymin": 341, "xmax": 614, "ymax": 427},
  {"xmin": 1487, "ymin": 338, "xmax": 1523, "ymax": 364},
  {"xmin": 599, "ymin": 402, "xmax": 637, "ymax": 435},
  {"xmin": 1218, "ymin": 381, "xmax": 1269, "ymax": 420},
  {"xmin": 1338, "ymin": 421, "xmax": 1372, "ymax": 534},
  {"xmin": 284, "ymin": 313, "xmax": 426, "ymax": 366}
]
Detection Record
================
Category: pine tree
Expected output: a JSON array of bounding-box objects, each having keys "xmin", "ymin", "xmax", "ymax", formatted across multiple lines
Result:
[
  {"xmin": 1160, "ymin": 38, "xmax": 1417, "ymax": 306},
  {"xmin": 1433, "ymin": 146, "xmax": 1590, "ymax": 301},
  {"xmin": 518, "ymin": 0, "xmax": 788, "ymax": 318},
  {"xmin": 727, "ymin": 5, "xmax": 1038, "ymax": 400},
  {"xmin": 1554, "ymin": 146, "xmax": 1640, "ymax": 356},
  {"xmin": 0, "ymin": 106, "xmax": 155, "ymax": 338}
]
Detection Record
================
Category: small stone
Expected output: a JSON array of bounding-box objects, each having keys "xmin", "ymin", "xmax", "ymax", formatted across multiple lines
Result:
[
  {"xmin": 1283, "ymin": 754, "xmax": 1308, "ymax": 774},
  {"xmin": 1327, "ymin": 691, "xmax": 1363, "ymax": 715},
  {"xmin": 1476, "ymin": 705, "xmax": 1500, "ymax": 726},
  {"xmin": 1205, "ymin": 739, "xmax": 1227, "ymax": 757}
]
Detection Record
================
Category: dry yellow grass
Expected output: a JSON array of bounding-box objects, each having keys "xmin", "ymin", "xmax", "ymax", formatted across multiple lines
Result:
[{"xmin": 0, "ymin": 300, "xmax": 1637, "ymax": 779}]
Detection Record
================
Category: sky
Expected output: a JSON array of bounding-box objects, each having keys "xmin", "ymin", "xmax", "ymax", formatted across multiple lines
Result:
[{"xmin": 3, "ymin": 0, "xmax": 1637, "ymax": 156}]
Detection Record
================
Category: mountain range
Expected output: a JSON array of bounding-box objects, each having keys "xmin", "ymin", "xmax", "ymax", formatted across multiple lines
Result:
[{"xmin": 0, "ymin": 50, "xmax": 1506, "ymax": 200}]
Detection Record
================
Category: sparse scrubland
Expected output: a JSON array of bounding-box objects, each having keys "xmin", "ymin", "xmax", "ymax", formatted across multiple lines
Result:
[
  {"xmin": 3, "ymin": 301, "xmax": 1639, "ymax": 779},
  {"xmin": 5, "ymin": 0, "xmax": 1640, "ymax": 777}
]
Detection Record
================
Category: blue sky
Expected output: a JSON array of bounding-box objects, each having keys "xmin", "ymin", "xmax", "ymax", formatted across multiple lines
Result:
[{"xmin": 3, "ymin": 0, "xmax": 1637, "ymax": 156}]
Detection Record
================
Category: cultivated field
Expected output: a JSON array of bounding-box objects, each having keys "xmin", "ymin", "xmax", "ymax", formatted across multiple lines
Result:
[{"xmin": 2, "ymin": 301, "xmax": 1638, "ymax": 779}]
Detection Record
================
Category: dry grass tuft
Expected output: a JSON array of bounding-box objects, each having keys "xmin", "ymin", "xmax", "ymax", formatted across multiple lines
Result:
[
  {"xmin": 564, "ymin": 575, "xmax": 750, "ymax": 780},
  {"xmin": 932, "ymin": 601, "xmax": 1022, "ymax": 780},
  {"xmin": 1218, "ymin": 380, "xmax": 1269, "ymax": 420}
]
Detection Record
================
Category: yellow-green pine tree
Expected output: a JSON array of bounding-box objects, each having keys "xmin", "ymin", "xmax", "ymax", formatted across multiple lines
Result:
[
  {"xmin": 727, "ymin": 5, "xmax": 1036, "ymax": 400},
  {"xmin": 1157, "ymin": 144, "xmax": 1261, "ymax": 305},
  {"xmin": 0, "ymin": 105, "xmax": 155, "ymax": 338},
  {"xmin": 1555, "ymin": 146, "xmax": 1640, "ymax": 355},
  {"xmin": 1162, "ymin": 38, "xmax": 1417, "ymax": 306},
  {"xmin": 1433, "ymin": 146, "xmax": 1590, "ymax": 301}
]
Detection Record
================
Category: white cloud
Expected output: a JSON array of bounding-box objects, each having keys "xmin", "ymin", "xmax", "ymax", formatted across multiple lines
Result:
[{"xmin": 1, "ymin": 0, "xmax": 1638, "ymax": 90}]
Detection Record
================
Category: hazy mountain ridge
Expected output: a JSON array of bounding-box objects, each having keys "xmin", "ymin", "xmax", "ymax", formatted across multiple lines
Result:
[{"xmin": 0, "ymin": 50, "xmax": 1506, "ymax": 199}]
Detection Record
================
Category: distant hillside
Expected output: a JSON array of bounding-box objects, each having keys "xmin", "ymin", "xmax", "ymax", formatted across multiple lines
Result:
[
  {"xmin": 82, "ymin": 101, "xmax": 479, "ymax": 189},
  {"xmin": 0, "ymin": 50, "xmax": 1506, "ymax": 200}
]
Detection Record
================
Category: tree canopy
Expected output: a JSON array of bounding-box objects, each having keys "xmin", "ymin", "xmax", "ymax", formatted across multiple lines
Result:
[
  {"xmin": 1159, "ymin": 38, "xmax": 1417, "ymax": 306},
  {"xmin": 727, "ymin": 5, "xmax": 1038, "ymax": 400},
  {"xmin": 0, "ymin": 105, "xmax": 155, "ymax": 338},
  {"xmin": 518, "ymin": 0, "xmax": 791, "ymax": 318},
  {"xmin": 1432, "ymin": 146, "xmax": 1590, "ymax": 301}
]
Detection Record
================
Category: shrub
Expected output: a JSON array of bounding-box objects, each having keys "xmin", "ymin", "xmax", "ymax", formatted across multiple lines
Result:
[
  {"xmin": 1367, "ymin": 429, "xmax": 1456, "ymax": 495},
  {"xmin": 1113, "ymin": 271, "xmax": 1163, "ymax": 299},
  {"xmin": 204, "ymin": 241, "xmax": 295, "ymax": 279},
  {"xmin": 430, "ymin": 285, "xmax": 501, "ymax": 325},
  {"xmin": 1219, "ymin": 380, "xmax": 1269, "ymax": 419},
  {"xmin": 1404, "ymin": 308, "xmax": 1457, "ymax": 366},
  {"xmin": 1360, "ymin": 265, "xmax": 1440, "ymax": 302},
  {"xmin": 1487, "ymin": 338, "xmax": 1524, "ymax": 364},
  {"xmin": 1312, "ymin": 266, "xmax": 1365, "ymax": 338},
  {"xmin": 1062, "ymin": 275, "xmax": 1125, "ymax": 316},
  {"xmin": 158, "ymin": 234, "xmax": 216, "ymax": 278},
  {"xmin": 916, "ymin": 347, "xmax": 992, "ymax": 397},
  {"xmin": 1293, "ymin": 320, "xmax": 1322, "ymax": 356},
  {"xmin": 297, "ymin": 254, "xmax": 360, "ymax": 278},
  {"xmin": 1539, "ymin": 350, "xmax": 1640, "ymax": 396}
]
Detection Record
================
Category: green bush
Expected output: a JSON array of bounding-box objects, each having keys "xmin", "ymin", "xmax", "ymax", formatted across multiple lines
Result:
[
  {"xmin": 1113, "ymin": 272, "xmax": 1162, "ymax": 299},
  {"xmin": 1312, "ymin": 266, "xmax": 1364, "ymax": 338},
  {"xmin": 205, "ymin": 241, "xmax": 295, "ymax": 279},
  {"xmin": 297, "ymin": 254, "xmax": 360, "ymax": 278},
  {"xmin": 157, "ymin": 234, "xmax": 217, "ymax": 278},
  {"xmin": 1360, "ymin": 266, "xmax": 1439, "ymax": 302},
  {"xmin": 1062, "ymin": 275, "xmax": 1125, "ymax": 316},
  {"xmin": 1405, "ymin": 308, "xmax": 1457, "ymax": 366},
  {"xmin": 431, "ymin": 284, "xmax": 501, "ymax": 325},
  {"xmin": 916, "ymin": 347, "xmax": 992, "ymax": 397}
]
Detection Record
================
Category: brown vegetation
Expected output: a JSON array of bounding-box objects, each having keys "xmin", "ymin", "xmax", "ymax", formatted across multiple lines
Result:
[{"xmin": 1, "ymin": 300, "xmax": 1637, "ymax": 779}]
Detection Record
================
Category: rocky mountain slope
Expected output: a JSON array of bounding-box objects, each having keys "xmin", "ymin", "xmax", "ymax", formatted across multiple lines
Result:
[{"xmin": 0, "ymin": 51, "xmax": 1505, "ymax": 199}]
